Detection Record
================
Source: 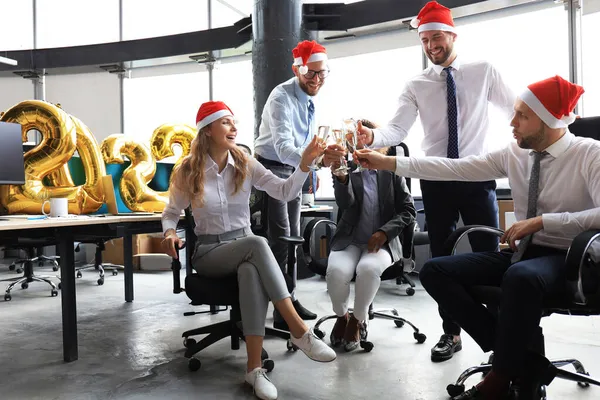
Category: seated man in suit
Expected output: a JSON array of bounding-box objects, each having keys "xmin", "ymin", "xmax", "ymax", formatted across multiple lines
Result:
[
  {"xmin": 327, "ymin": 120, "xmax": 417, "ymax": 352},
  {"xmin": 354, "ymin": 76, "xmax": 600, "ymax": 399}
]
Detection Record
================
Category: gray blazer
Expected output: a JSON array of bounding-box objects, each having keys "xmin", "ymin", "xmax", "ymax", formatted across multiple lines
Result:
[{"xmin": 331, "ymin": 168, "xmax": 416, "ymax": 262}]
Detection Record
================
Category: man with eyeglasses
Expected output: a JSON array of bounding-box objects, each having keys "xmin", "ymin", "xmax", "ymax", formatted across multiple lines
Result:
[
  {"xmin": 254, "ymin": 40, "xmax": 330, "ymax": 330},
  {"xmin": 356, "ymin": 1, "xmax": 516, "ymax": 363}
]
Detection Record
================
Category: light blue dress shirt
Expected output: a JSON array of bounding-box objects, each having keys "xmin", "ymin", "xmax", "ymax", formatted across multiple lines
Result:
[{"xmin": 254, "ymin": 77, "xmax": 316, "ymax": 168}]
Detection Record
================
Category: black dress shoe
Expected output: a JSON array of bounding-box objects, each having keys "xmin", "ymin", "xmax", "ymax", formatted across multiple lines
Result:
[
  {"xmin": 452, "ymin": 386, "xmax": 484, "ymax": 399},
  {"xmin": 431, "ymin": 334, "xmax": 462, "ymax": 362},
  {"xmin": 272, "ymin": 309, "xmax": 289, "ymax": 331},
  {"xmin": 293, "ymin": 299, "xmax": 317, "ymax": 320}
]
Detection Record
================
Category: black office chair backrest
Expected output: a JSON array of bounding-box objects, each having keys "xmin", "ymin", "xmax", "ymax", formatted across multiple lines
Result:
[
  {"xmin": 569, "ymin": 116, "xmax": 600, "ymax": 140},
  {"xmin": 387, "ymin": 143, "xmax": 411, "ymax": 192}
]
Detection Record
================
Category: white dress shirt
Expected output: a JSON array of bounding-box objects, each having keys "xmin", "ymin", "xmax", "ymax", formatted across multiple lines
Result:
[
  {"xmin": 162, "ymin": 152, "xmax": 309, "ymax": 236},
  {"xmin": 374, "ymin": 58, "xmax": 515, "ymax": 157},
  {"xmin": 254, "ymin": 77, "xmax": 317, "ymax": 168},
  {"xmin": 394, "ymin": 132, "xmax": 600, "ymax": 250}
]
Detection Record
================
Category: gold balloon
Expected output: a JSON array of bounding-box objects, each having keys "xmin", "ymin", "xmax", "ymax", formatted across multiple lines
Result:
[
  {"xmin": 0, "ymin": 101, "xmax": 106, "ymax": 214},
  {"xmin": 150, "ymin": 123, "xmax": 195, "ymax": 197},
  {"xmin": 101, "ymin": 134, "xmax": 168, "ymax": 212},
  {"xmin": 0, "ymin": 100, "xmax": 79, "ymax": 214}
]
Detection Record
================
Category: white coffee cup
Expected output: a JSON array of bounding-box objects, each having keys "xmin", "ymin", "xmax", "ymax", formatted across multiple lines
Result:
[{"xmin": 42, "ymin": 198, "xmax": 69, "ymax": 218}]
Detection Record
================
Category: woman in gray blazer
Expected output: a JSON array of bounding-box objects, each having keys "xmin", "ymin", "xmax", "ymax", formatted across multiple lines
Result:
[{"xmin": 327, "ymin": 124, "xmax": 416, "ymax": 352}]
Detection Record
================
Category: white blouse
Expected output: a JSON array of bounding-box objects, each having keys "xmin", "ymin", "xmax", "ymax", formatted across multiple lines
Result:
[{"xmin": 162, "ymin": 152, "xmax": 308, "ymax": 236}]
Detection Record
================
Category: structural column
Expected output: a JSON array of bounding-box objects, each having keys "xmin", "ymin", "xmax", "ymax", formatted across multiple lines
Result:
[{"xmin": 252, "ymin": 0, "xmax": 311, "ymax": 139}]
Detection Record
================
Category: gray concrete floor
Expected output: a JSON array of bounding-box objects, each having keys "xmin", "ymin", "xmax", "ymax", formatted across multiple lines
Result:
[{"xmin": 0, "ymin": 262, "xmax": 598, "ymax": 400}]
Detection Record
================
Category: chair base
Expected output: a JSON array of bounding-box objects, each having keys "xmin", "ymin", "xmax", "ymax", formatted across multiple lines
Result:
[
  {"xmin": 76, "ymin": 263, "xmax": 121, "ymax": 285},
  {"xmin": 4, "ymin": 275, "xmax": 59, "ymax": 301},
  {"xmin": 396, "ymin": 272, "xmax": 417, "ymax": 296},
  {"xmin": 447, "ymin": 357, "xmax": 600, "ymax": 399},
  {"xmin": 180, "ymin": 307, "xmax": 292, "ymax": 372},
  {"xmin": 312, "ymin": 305, "xmax": 427, "ymax": 350},
  {"xmin": 10, "ymin": 255, "xmax": 60, "ymax": 273}
]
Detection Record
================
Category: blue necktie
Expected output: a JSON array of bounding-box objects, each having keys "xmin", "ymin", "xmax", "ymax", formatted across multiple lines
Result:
[
  {"xmin": 445, "ymin": 67, "xmax": 459, "ymax": 159},
  {"xmin": 307, "ymin": 99, "xmax": 317, "ymax": 194}
]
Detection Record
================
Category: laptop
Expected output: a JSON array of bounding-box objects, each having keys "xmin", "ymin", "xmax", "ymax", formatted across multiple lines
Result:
[{"xmin": 101, "ymin": 175, "xmax": 155, "ymax": 216}]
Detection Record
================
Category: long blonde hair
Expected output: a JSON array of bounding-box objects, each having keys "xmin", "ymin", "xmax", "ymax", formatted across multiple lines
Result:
[{"xmin": 171, "ymin": 123, "xmax": 248, "ymax": 207}]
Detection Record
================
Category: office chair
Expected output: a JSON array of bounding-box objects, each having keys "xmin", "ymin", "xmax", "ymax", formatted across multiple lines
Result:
[
  {"xmin": 3, "ymin": 240, "xmax": 60, "ymax": 301},
  {"xmin": 74, "ymin": 240, "xmax": 120, "ymax": 285},
  {"xmin": 443, "ymin": 225, "xmax": 600, "ymax": 398},
  {"xmin": 171, "ymin": 208, "xmax": 294, "ymax": 372},
  {"xmin": 8, "ymin": 246, "xmax": 59, "ymax": 274},
  {"xmin": 281, "ymin": 215, "xmax": 427, "ymax": 353}
]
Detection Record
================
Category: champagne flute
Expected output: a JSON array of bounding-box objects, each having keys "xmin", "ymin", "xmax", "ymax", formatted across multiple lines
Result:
[
  {"xmin": 342, "ymin": 118, "xmax": 366, "ymax": 172},
  {"xmin": 331, "ymin": 127, "xmax": 349, "ymax": 176},
  {"xmin": 309, "ymin": 125, "xmax": 330, "ymax": 171}
]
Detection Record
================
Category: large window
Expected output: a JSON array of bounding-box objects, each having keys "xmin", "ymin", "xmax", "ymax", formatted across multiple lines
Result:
[
  {"xmin": 211, "ymin": 0, "xmax": 248, "ymax": 29},
  {"xmin": 582, "ymin": 3, "xmax": 600, "ymax": 117},
  {"xmin": 122, "ymin": 0, "xmax": 208, "ymax": 40},
  {"xmin": 315, "ymin": 44, "xmax": 424, "ymax": 199},
  {"xmin": 213, "ymin": 58, "xmax": 254, "ymax": 148},
  {"xmin": 35, "ymin": 0, "xmax": 120, "ymax": 48},
  {"xmin": 455, "ymin": 4, "xmax": 569, "ymax": 153},
  {"xmin": 0, "ymin": 1, "xmax": 34, "ymax": 51},
  {"xmin": 123, "ymin": 70, "xmax": 209, "ymax": 162}
]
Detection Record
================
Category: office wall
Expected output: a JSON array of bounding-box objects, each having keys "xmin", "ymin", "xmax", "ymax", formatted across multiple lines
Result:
[
  {"xmin": 45, "ymin": 72, "xmax": 121, "ymax": 143},
  {"xmin": 0, "ymin": 77, "xmax": 34, "ymax": 115}
]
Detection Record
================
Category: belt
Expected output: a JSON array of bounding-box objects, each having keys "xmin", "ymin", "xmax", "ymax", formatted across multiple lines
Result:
[
  {"xmin": 256, "ymin": 155, "xmax": 294, "ymax": 170},
  {"xmin": 196, "ymin": 227, "xmax": 252, "ymax": 244}
]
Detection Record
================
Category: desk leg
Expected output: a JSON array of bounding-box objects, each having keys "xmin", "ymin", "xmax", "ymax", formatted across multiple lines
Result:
[
  {"xmin": 124, "ymin": 230, "xmax": 134, "ymax": 302},
  {"xmin": 58, "ymin": 229, "xmax": 78, "ymax": 362}
]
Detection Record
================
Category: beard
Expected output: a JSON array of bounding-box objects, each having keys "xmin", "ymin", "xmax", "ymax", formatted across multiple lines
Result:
[
  {"xmin": 427, "ymin": 45, "xmax": 453, "ymax": 65},
  {"xmin": 517, "ymin": 126, "xmax": 545, "ymax": 149},
  {"xmin": 298, "ymin": 79, "xmax": 322, "ymax": 96}
]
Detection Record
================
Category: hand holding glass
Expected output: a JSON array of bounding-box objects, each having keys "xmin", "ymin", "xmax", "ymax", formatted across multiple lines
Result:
[{"xmin": 309, "ymin": 125, "xmax": 330, "ymax": 171}]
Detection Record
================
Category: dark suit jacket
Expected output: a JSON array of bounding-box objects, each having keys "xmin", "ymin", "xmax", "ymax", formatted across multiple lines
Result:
[{"xmin": 331, "ymin": 167, "xmax": 416, "ymax": 262}]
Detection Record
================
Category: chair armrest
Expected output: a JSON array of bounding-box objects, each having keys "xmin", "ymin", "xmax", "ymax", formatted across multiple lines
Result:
[
  {"xmin": 279, "ymin": 236, "xmax": 304, "ymax": 245},
  {"xmin": 401, "ymin": 221, "xmax": 416, "ymax": 259},
  {"xmin": 172, "ymin": 243, "xmax": 187, "ymax": 294},
  {"xmin": 565, "ymin": 229, "xmax": 600, "ymax": 305},
  {"xmin": 442, "ymin": 225, "xmax": 505, "ymax": 257}
]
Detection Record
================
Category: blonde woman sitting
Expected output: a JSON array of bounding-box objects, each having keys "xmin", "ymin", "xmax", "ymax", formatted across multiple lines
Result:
[{"xmin": 162, "ymin": 101, "xmax": 336, "ymax": 400}]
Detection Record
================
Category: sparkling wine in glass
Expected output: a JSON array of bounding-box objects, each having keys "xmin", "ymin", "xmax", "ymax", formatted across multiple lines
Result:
[
  {"xmin": 331, "ymin": 128, "xmax": 349, "ymax": 176},
  {"xmin": 309, "ymin": 125, "xmax": 330, "ymax": 171}
]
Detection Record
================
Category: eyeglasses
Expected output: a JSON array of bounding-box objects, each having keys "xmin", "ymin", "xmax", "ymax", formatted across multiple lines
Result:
[{"xmin": 303, "ymin": 69, "xmax": 330, "ymax": 80}]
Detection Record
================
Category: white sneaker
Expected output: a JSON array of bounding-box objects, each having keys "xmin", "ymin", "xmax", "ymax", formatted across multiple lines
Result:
[
  {"xmin": 245, "ymin": 368, "xmax": 278, "ymax": 400},
  {"xmin": 291, "ymin": 328, "xmax": 337, "ymax": 362}
]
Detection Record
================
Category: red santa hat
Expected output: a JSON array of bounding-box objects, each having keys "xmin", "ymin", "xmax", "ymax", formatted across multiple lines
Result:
[
  {"xmin": 410, "ymin": 1, "xmax": 456, "ymax": 34},
  {"xmin": 195, "ymin": 101, "xmax": 234, "ymax": 131},
  {"xmin": 519, "ymin": 76, "xmax": 584, "ymax": 129},
  {"xmin": 292, "ymin": 40, "xmax": 328, "ymax": 75}
]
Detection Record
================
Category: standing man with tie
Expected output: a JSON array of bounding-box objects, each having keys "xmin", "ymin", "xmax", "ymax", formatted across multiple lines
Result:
[
  {"xmin": 354, "ymin": 76, "xmax": 598, "ymax": 400},
  {"xmin": 254, "ymin": 40, "xmax": 328, "ymax": 329},
  {"xmin": 356, "ymin": 1, "xmax": 515, "ymax": 362}
]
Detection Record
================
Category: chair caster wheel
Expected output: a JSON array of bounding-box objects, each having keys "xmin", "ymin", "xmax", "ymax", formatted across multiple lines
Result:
[
  {"xmin": 8, "ymin": 264, "xmax": 15, "ymax": 271},
  {"xmin": 360, "ymin": 341, "xmax": 374, "ymax": 352},
  {"xmin": 52, "ymin": 266, "xmax": 59, "ymax": 272},
  {"xmin": 76, "ymin": 272, "xmax": 82, "ymax": 278},
  {"xmin": 394, "ymin": 320, "xmax": 404, "ymax": 328},
  {"xmin": 188, "ymin": 357, "xmax": 201, "ymax": 371},
  {"xmin": 577, "ymin": 372, "xmax": 590, "ymax": 388},
  {"xmin": 112, "ymin": 270, "xmax": 118, "ymax": 276},
  {"xmin": 286, "ymin": 339, "xmax": 298, "ymax": 351},
  {"xmin": 262, "ymin": 359, "xmax": 275, "ymax": 372},
  {"xmin": 97, "ymin": 278, "xmax": 104, "ymax": 286},
  {"xmin": 16, "ymin": 268, "xmax": 23, "ymax": 274},
  {"xmin": 414, "ymin": 332, "xmax": 426, "ymax": 343},
  {"xmin": 183, "ymin": 338, "xmax": 196, "ymax": 348},
  {"xmin": 21, "ymin": 282, "xmax": 29, "ymax": 290},
  {"xmin": 406, "ymin": 287, "xmax": 415, "ymax": 296},
  {"xmin": 447, "ymin": 384, "xmax": 465, "ymax": 397},
  {"xmin": 51, "ymin": 290, "xmax": 58, "ymax": 297},
  {"xmin": 4, "ymin": 294, "xmax": 11, "ymax": 301},
  {"xmin": 313, "ymin": 328, "xmax": 325, "ymax": 339},
  {"xmin": 58, "ymin": 283, "xmax": 62, "ymax": 290}
]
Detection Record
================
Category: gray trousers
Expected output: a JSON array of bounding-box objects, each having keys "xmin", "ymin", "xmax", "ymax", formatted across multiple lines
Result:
[
  {"xmin": 192, "ymin": 229, "xmax": 290, "ymax": 336},
  {"xmin": 263, "ymin": 165, "xmax": 301, "ymax": 276}
]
